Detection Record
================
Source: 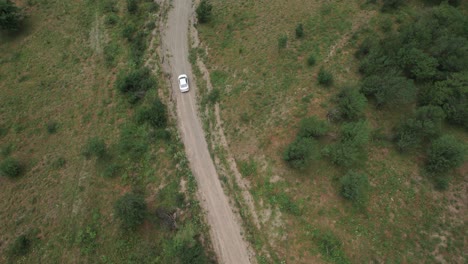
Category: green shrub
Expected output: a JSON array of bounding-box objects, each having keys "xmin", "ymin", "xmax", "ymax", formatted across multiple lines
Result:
[
  {"xmin": 105, "ymin": 13, "xmax": 119, "ymax": 26},
  {"xmin": 46, "ymin": 121, "xmax": 58, "ymax": 134},
  {"xmin": 104, "ymin": 43, "xmax": 119, "ymax": 67},
  {"xmin": 135, "ymin": 99, "xmax": 167, "ymax": 128},
  {"xmin": 340, "ymin": 171, "xmax": 370, "ymax": 207},
  {"xmin": 318, "ymin": 67, "xmax": 333, "ymax": 87},
  {"xmin": 82, "ymin": 137, "xmax": 107, "ymax": 159},
  {"xmin": 307, "ymin": 55, "xmax": 316, "ymax": 66},
  {"xmin": 8, "ymin": 234, "xmax": 31, "ymax": 257},
  {"xmin": 323, "ymin": 121, "xmax": 370, "ymax": 167},
  {"xmin": 77, "ymin": 225, "xmax": 97, "ymax": 254},
  {"xmin": 0, "ymin": 157, "xmax": 22, "ymax": 178},
  {"xmin": 297, "ymin": 116, "xmax": 329, "ymax": 138},
  {"xmin": 361, "ymin": 73, "xmax": 416, "ymax": 107},
  {"xmin": 122, "ymin": 23, "xmax": 136, "ymax": 40},
  {"xmin": 118, "ymin": 125, "xmax": 148, "ymax": 158},
  {"xmin": 196, "ymin": 0, "xmax": 212, "ymax": 24},
  {"xmin": 114, "ymin": 193, "xmax": 147, "ymax": 230},
  {"xmin": 315, "ymin": 231, "xmax": 350, "ymax": 264},
  {"xmin": 103, "ymin": 0, "xmax": 118, "ymax": 13},
  {"xmin": 419, "ymin": 73, "xmax": 468, "ymax": 130},
  {"xmin": 127, "ymin": 0, "xmax": 138, "ymax": 14},
  {"xmin": 278, "ymin": 35, "xmax": 288, "ymax": 50},
  {"xmin": 295, "ymin": 23, "xmax": 304, "ymax": 38},
  {"xmin": 283, "ymin": 137, "xmax": 318, "ymax": 169},
  {"xmin": 355, "ymin": 37, "xmax": 374, "ymax": 59},
  {"xmin": 336, "ymin": 87, "xmax": 367, "ymax": 120},
  {"xmin": 102, "ymin": 164, "xmax": 121, "ymax": 178},
  {"xmin": 426, "ymin": 135, "xmax": 465, "ymax": 176},
  {"xmin": 52, "ymin": 157, "xmax": 66, "ymax": 169},
  {"xmin": 382, "ymin": 0, "xmax": 404, "ymax": 12},
  {"xmin": 206, "ymin": 88, "xmax": 220, "ymax": 104},
  {"xmin": 394, "ymin": 106, "xmax": 445, "ymax": 151},
  {"xmin": 115, "ymin": 67, "xmax": 156, "ymax": 103},
  {"xmin": 0, "ymin": 0, "xmax": 25, "ymax": 31}
]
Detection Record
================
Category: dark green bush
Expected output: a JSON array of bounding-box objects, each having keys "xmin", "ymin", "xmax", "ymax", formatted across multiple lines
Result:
[
  {"xmin": 278, "ymin": 35, "xmax": 288, "ymax": 50},
  {"xmin": 82, "ymin": 137, "xmax": 107, "ymax": 159},
  {"xmin": 394, "ymin": 106, "xmax": 446, "ymax": 151},
  {"xmin": 307, "ymin": 54, "xmax": 316, "ymax": 66},
  {"xmin": 295, "ymin": 23, "xmax": 304, "ymax": 38},
  {"xmin": 419, "ymin": 73, "xmax": 468, "ymax": 129},
  {"xmin": 318, "ymin": 67, "xmax": 333, "ymax": 87},
  {"xmin": 122, "ymin": 23, "xmax": 136, "ymax": 40},
  {"xmin": 8, "ymin": 235, "xmax": 31, "ymax": 257},
  {"xmin": 103, "ymin": 0, "xmax": 118, "ymax": 13},
  {"xmin": 196, "ymin": 0, "xmax": 212, "ymax": 24},
  {"xmin": 297, "ymin": 116, "xmax": 329, "ymax": 138},
  {"xmin": 127, "ymin": 0, "xmax": 138, "ymax": 14},
  {"xmin": 283, "ymin": 137, "xmax": 318, "ymax": 169},
  {"xmin": 102, "ymin": 164, "xmax": 121, "ymax": 178},
  {"xmin": 135, "ymin": 99, "xmax": 167, "ymax": 128},
  {"xmin": 104, "ymin": 43, "xmax": 119, "ymax": 67},
  {"xmin": 114, "ymin": 193, "xmax": 147, "ymax": 230},
  {"xmin": 426, "ymin": 135, "xmax": 465, "ymax": 176},
  {"xmin": 336, "ymin": 87, "xmax": 367, "ymax": 120},
  {"xmin": 206, "ymin": 88, "xmax": 220, "ymax": 104},
  {"xmin": 105, "ymin": 13, "xmax": 119, "ymax": 27},
  {"xmin": 115, "ymin": 67, "xmax": 156, "ymax": 104},
  {"xmin": 340, "ymin": 171, "xmax": 370, "ymax": 207},
  {"xmin": 315, "ymin": 231, "xmax": 350, "ymax": 264},
  {"xmin": 381, "ymin": 0, "xmax": 404, "ymax": 12},
  {"xmin": 0, "ymin": 0, "xmax": 24, "ymax": 31},
  {"xmin": 361, "ymin": 73, "xmax": 416, "ymax": 107},
  {"xmin": 324, "ymin": 121, "xmax": 370, "ymax": 167},
  {"xmin": 0, "ymin": 157, "xmax": 22, "ymax": 178},
  {"xmin": 46, "ymin": 121, "xmax": 58, "ymax": 134},
  {"xmin": 118, "ymin": 125, "xmax": 148, "ymax": 158}
]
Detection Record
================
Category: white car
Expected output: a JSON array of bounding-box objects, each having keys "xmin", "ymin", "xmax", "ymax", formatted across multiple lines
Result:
[{"xmin": 178, "ymin": 74, "xmax": 189, "ymax": 93}]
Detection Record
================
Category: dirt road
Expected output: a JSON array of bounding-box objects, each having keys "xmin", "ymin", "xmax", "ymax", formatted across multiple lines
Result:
[{"xmin": 160, "ymin": 1, "xmax": 252, "ymax": 263}]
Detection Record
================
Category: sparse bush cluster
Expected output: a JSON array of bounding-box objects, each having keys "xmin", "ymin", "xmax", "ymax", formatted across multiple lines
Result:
[
  {"xmin": 318, "ymin": 67, "xmax": 333, "ymax": 87},
  {"xmin": 135, "ymin": 98, "xmax": 168, "ymax": 128},
  {"xmin": 82, "ymin": 137, "xmax": 107, "ymax": 159},
  {"xmin": 340, "ymin": 171, "xmax": 370, "ymax": 207}
]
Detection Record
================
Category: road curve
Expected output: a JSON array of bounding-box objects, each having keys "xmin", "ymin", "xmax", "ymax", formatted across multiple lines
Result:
[{"xmin": 160, "ymin": 1, "xmax": 252, "ymax": 263}]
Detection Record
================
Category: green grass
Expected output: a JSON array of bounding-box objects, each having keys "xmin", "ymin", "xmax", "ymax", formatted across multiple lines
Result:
[
  {"xmin": 0, "ymin": 0, "xmax": 213, "ymax": 262},
  {"xmin": 197, "ymin": 0, "xmax": 467, "ymax": 263}
]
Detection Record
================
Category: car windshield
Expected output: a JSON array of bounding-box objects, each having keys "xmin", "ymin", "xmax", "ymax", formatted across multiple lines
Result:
[{"xmin": 180, "ymin": 78, "xmax": 187, "ymax": 87}]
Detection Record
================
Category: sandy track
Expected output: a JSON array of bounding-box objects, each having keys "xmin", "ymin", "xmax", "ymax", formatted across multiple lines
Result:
[{"xmin": 159, "ymin": 1, "xmax": 252, "ymax": 263}]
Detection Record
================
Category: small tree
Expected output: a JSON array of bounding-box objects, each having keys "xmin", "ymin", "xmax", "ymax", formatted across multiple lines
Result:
[
  {"xmin": 0, "ymin": 157, "xmax": 22, "ymax": 178},
  {"xmin": 318, "ymin": 67, "xmax": 333, "ymax": 87},
  {"xmin": 295, "ymin": 23, "xmax": 304, "ymax": 38},
  {"xmin": 136, "ymin": 99, "xmax": 168, "ymax": 128},
  {"xmin": 127, "ymin": 0, "xmax": 138, "ymax": 14},
  {"xmin": 307, "ymin": 54, "xmax": 316, "ymax": 66},
  {"xmin": 361, "ymin": 73, "xmax": 416, "ymax": 107},
  {"xmin": 394, "ymin": 106, "xmax": 445, "ymax": 152},
  {"xmin": 381, "ymin": 0, "xmax": 404, "ymax": 12},
  {"xmin": 426, "ymin": 135, "xmax": 465, "ymax": 176},
  {"xmin": 82, "ymin": 137, "xmax": 107, "ymax": 159},
  {"xmin": 297, "ymin": 116, "xmax": 329, "ymax": 138},
  {"xmin": 196, "ymin": 0, "xmax": 213, "ymax": 24},
  {"xmin": 0, "ymin": 0, "xmax": 24, "ymax": 31},
  {"xmin": 283, "ymin": 137, "xmax": 318, "ymax": 169},
  {"xmin": 336, "ymin": 87, "xmax": 367, "ymax": 120},
  {"xmin": 278, "ymin": 34, "xmax": 288, "ymax": 50},
  {"xmin": 8, "ymin": 235, "xmax": 31, "ymax": 257},
  {"xmin": 114, "ymin": 193, "xmax": 147, "ymax": 230},
  {"xmin": 340, "ymin": 171, "xmax": 370, "ymax": 207}
]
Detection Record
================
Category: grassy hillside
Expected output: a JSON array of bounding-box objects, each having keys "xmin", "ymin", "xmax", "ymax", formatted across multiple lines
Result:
[
  {"xmin": 0, "ymin": 0, "xmax": 212, "ymax": 263},
  {"xmin": 197, "ymin": 0, "xmax": 467, "ymax": 263}
]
